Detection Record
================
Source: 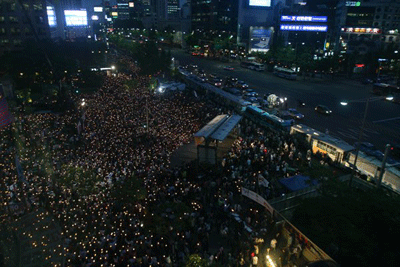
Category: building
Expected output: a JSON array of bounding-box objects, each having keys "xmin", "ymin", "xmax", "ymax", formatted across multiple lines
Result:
[
  {"xmin": 277, "ymin": 0, "xmax": 337, "ymax": 56},
  {"xmin": 167, "ymin": 0, "xmax": 179, "ymax": 20},
  {"xmin": 0, "ymin": 0, "xmax": 50, "ymax": 55},
  {"xmin": 191, "ymin": 0, "xmax": 239, "ymax": 34},
  {"xmin": 190, "ymin": 0, "xmax": 276, "ymax": 52},
  {"xmin": 336, "ymin": 0, "xmax": 400, "ymax": 53}
]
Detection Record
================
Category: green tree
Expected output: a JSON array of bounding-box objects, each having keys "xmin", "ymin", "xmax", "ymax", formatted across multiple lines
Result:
[
  {"xmin": 292, "ymin": 177, "xmax": 400, "ymax": 266},
  {"xmin": 186, "ymin": 254, "xmax": 208, "ymax": 267}
]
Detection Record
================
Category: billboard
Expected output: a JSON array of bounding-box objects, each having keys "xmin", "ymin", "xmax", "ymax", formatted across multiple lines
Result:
[
  {"xmin": 46, "ymin": 6, "xmax": 57, "ymax": 27},
  {"xmin": 64, "ymin": 10, "xmax": 88, "ymax": 26},
  {"xmin": 94, "ymin": 7, "xmax": 103, "ymax": 12},
  {"xmin": 341, "ymin": 27, "xmax": 381, "ymax": 34},
  {"xmin": 281, "ymin": 15, "xmax": 327, "ymax": 22},
  {"xmin": 280, "ymin": 24, "xmax": 328, "ymax": 32},
  {"xmin": 249, "ymin": 0, "xmax": 271, "ymax": 7},
  {"xmin": 250, "ymin": 28, "xmax": 273, "ymax": 53}
]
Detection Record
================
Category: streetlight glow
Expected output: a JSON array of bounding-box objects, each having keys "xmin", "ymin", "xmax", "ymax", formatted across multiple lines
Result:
[
  {"xmin": 386, "ymin": 95, "xmax": 394, "ymax": 101},
  {"xmin": 340, "ymin": 101, "xmax": 348, "ymax": 106}
]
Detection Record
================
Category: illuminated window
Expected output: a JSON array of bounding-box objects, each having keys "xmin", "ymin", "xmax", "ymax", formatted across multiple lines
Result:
[
  {"xmin": 10, "ymin": 27, "xmax": 21, "ymax": 34},
  {"xmin": 9, "ymin": 16, "xmax": 18, "ymax": 23},
  {"xmin": 13, "ymin": 39, "xmax": 22, "ymax": 45},
  {"xmin": 0, "ymin": 16, "xmax": 5, "ymax": 22},
  {"xmin": 0, "ymin": 28, "xmax": 6, "ymax": 34},
  {"xmin": 34, "ymin": 4, "xmax": 43, "ymax": 11},
  {"xmin": 23, "ymin": 3, "xmax": 29, "ymax": 10}
]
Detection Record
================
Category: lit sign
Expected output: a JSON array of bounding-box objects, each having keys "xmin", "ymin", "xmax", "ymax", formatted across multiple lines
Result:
[
  {"xmin": 129, "ymin": 2, "xmax": 134, "ymax": 8},
  {"xmin": 281, "ymin": 16, "xmax": 327, "ymax": 22},
  {"xmin": 46, "ymin": 6, "xmax": 57, "ymax": 27},
  {"xmin": 94, "ymin": 7, "xmax": 103, "ymax": 12},
  {"xmin": 250, "ymin": 28, "xmax": 272, "ymax": 53},
  {"xmin": 91, "ymin": 15, "xmax": 99, "ymax": 21},
  {"xmin": 280, "ymin": 25, "xmax": 328, "ymax": 32},
  {"xmin": 346, "ymin": 1, "xmax": 361, "ymax": 6},
  {"xmin": 64, "ymin": 10, "xmax": 88, "ymax": 26},
  {"xmin": 249, "ymin": 0, "xmax": 271, "ymax": 7},
  {"xmin": 341, "ymin": 27, "xmax": 381, "ymax": 34},
  {"xmin": 111, "ymin": 12, "xmax": 118, "ymax": 17}
]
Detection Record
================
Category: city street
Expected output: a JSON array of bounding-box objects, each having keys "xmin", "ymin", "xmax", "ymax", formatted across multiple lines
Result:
[{"xmin": 171, "ymin": 49, "xmax": 400, "ymax": 152}]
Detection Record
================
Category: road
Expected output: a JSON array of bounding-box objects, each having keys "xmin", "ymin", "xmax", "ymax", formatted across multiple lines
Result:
[{"xmin": 171, "ymin": 49, "xmax": 400, "ymax": 152}]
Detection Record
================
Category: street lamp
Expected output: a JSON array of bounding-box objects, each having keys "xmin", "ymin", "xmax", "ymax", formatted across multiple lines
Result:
[{"xmin": 340, "ymin": 95, "xmax": 393, "ymax": 186}]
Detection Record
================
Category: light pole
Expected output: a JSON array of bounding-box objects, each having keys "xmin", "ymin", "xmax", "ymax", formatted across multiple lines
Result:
[{"xmin": 340, "ymin": 95, "xmax": 393, "ymax": 186}]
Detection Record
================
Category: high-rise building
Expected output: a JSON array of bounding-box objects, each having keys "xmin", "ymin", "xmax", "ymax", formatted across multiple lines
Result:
[
  {"xmin": 117, "ymin": 0, "xmax": 130, "ymax": 20},
  {"xmin": 335, "ymin": 0, "xmax": 400, "ymax": 53},
  {"xmin": 0, "ymin": 0, "xmax": 50, "ymax": 55},
  {"xmin": 191, "ymin": 0, "xmax": 239, "ymax": 33},
  {"xmin": 167, "ymin": 0, "xmax": 179, "ymax": 20}
]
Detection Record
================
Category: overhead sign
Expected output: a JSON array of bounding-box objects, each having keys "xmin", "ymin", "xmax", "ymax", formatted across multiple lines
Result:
[
  {"xmin": 280, "ymin": 24, "xmax": 328, "ymax": 32},
  {"xmin": 249, "ymin": 0, "xmax": 271, "ymax": 7},
  {"xmin": 281, "ymin": 15, "xmax": 327, "ymax": 22},
  {"xmin": 341, "ymin": 27, "xmax": 381, "ymax": 34}
]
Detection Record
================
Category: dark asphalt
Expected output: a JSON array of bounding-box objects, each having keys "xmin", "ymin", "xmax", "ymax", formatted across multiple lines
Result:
[{"xmin": 171, "ymin": 49, "xmax": 400, "ymax": 152}]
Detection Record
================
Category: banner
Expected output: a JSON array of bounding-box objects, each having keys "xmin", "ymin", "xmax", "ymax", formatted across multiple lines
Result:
[
  {"xmin": 249, "ymin": 28, "xmax": 272, "ymax": 53},
  {"xmin": 241, "ymin": 187, "xmax": 274, "ymax": 214},
  {"xmin": 258, "ymin": 174, "xmax": 269, "ymax": 188}
]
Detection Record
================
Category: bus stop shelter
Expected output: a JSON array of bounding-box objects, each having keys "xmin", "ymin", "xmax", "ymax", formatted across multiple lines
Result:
[{"xmin": 194, "ymin": 114, "xmax": 242, "ymax": 165}]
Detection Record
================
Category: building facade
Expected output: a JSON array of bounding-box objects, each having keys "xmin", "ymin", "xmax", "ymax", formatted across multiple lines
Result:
[
  {"xmin": 336, "ymin": 0, "xmax": 400, "ymax": 53},
  {"xmin": 0, "ymin": 0, "xmax": 50, "ymax": 54}
]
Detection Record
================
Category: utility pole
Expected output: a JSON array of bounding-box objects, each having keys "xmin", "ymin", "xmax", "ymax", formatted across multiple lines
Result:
[
  {"xmin": 377, "ymin": 144, "xmax": 391, "ymax": 189},
  {"xmin": 349, "ymin": 97, "xmax": 370, "ymax": 187}
]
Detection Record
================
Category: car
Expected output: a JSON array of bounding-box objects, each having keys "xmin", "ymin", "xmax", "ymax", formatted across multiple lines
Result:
[
  {"xmin": 297, "ymin": 99, "xmax": 306, "ymax": 107},
  {"xmin": 212, "ymin": 78, "xmax": 223, "ymax": 87},
  {"xmin": 236, "ymin": 80, "xmax": 249, "ymax": 89},
  {"xmin": 209, "ymin": 73, "xmax": 218, "ymax": 79},
  {"xmin": 278, "ymin": 111, "xmax": 295, "ymax": 125},
  {"xmin": 244, "ymin": 96, "xmax": 259, "ymax": 103},
  {"xmin": 223, "ymin": 66, "xmax": 234, "ymax": 71},
  {"xmin": 287, "ymin": 108, "xmax": 304, "ymax": 120},
  {"xmin": 243, "ymin": 88, "xmax": 257, "ymax": 94},
  {"xmin": 243, "ymin": 91, "xmax": 258, "ymax": 98},
  {"xmin": 225, "ymin": 88, "xmax": 242, "ymax": 96},
  {"xmin": 361, "ymin": 78, "xmax": 374, "ymax": 84},
  {"xmin": 315, "ymin": 105, "xmax": 332, "ymax": 115}
]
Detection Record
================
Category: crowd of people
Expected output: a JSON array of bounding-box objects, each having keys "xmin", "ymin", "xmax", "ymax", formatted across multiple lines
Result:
[{"xmin": 0, "ymin": 54, "xmax": 318, "ymax": 267}]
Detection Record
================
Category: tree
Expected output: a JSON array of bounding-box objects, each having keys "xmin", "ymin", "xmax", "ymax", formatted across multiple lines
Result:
[
  {"xmin": 291, "ymin": 177, "xmax": 400, "ymax": 266},
  {"xmin": 186, "ymin": 254, "xmax": 208, "ymax": 267}
]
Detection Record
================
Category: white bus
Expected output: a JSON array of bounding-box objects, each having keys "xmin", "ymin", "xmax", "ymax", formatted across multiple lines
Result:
[
  {"xmin": 241, "ymin": 61, "xmax": 265, "ymax": 71},
  {"xmin": 273, "ymin": 66, "xmax": 297, "ymax": 80}
]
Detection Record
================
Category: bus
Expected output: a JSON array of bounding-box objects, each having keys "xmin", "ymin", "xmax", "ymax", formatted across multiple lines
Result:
[
  {"xmin": 273, "ymin": 66, "xmax": 297, "ymax": 80},
  {"xmin": 290, "ymin": 124, "xmax": 355, "ymax": 163},
  {"xmin": 240, "ymin": 61, "xmax": 265, "ymax": 71},
  {"xmin": 245, "ymin": 106, "xmax": 292, "ymax": 131},
  {"xmin": 372, "ymin": 83, "xmax": 400, "ymax": 98}
]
